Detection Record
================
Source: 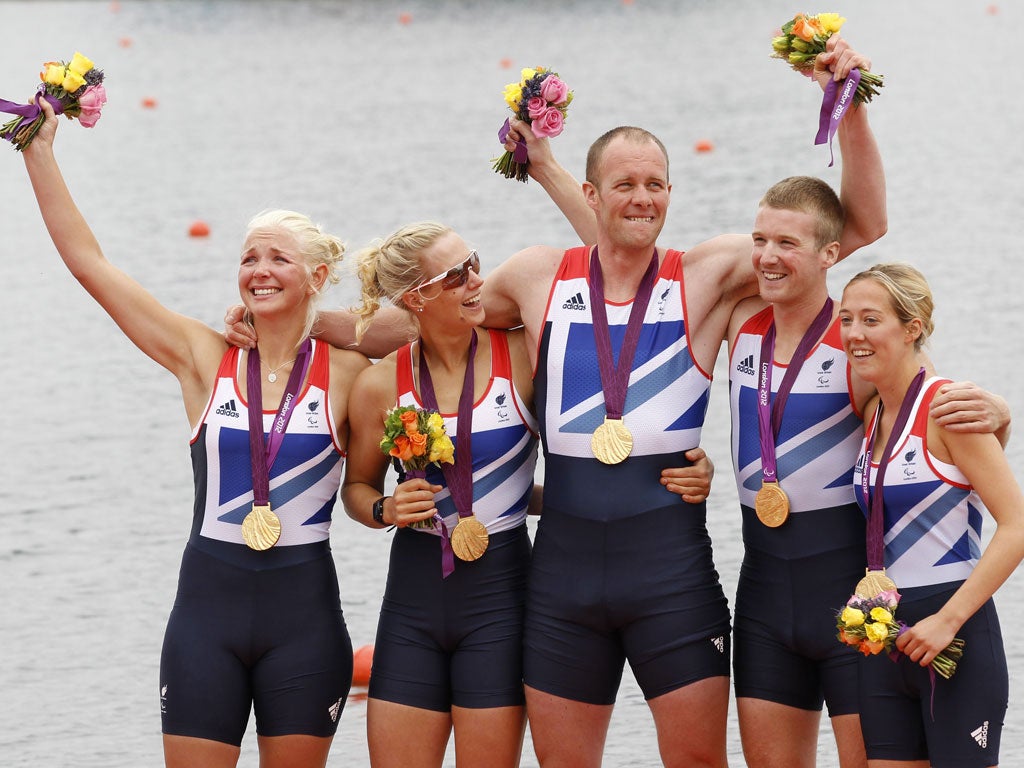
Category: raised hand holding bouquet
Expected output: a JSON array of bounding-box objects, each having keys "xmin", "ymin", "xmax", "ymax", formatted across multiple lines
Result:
[
  {"xmin": 1, "ymin": 52, "xmax": 106, "ymax": 151},
  {"xmin": 771, "ymin": 13, "xmax": 882, "ymax": 165},
  {"xmin": 493, "ymin": 66, "xmax": 572, "ymax": 182}
]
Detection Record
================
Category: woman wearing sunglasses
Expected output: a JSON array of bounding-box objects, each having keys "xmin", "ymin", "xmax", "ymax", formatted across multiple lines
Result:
[{"xmin": 342, "ymin": 222, "xmax": 541, "ymax": 768}]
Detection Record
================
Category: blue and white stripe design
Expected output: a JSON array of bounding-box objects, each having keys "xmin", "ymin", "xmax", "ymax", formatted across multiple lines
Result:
[
  {"xmin": 396, "ymin": 330, "xmax": 539, "ymax": 536},
  {"xmin": 854, "ymin": 377, "xmax": 984, "ymax": 589},
  {"xmin": 191, "ymin": 341, "xmax": 344, "ymax": 548},
  {"xmin": 730, "ymin": 311, "xmax": 862, "ymax": 515}
]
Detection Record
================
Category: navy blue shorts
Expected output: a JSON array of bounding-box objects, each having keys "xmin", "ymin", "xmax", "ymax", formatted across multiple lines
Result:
[
  {"xmin": 369, "ymin": 525, "xmax": 531, "ymax": 712},
  {"xmin": 524, "ymin": 504, "xmax": 731, "ymax": 705},
  {"xmin": 160, "ymin": 544, "xmax": 353, "ymax": 745},
  {"xmin": 733, "ymin": 511, "xmax": 865, "ymax": 714},
  {"xmin": 859, "ymin": 585, "xmax": 1007, "ymax": 766}
]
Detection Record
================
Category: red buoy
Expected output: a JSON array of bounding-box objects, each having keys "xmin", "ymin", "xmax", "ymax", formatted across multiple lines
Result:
[
  {"xmin": 352, "ymin": 644, "xmax": 374, "ymax": 687},
  {"xmin": 694, "ymin": 139, "xmax": 715, "ymax": 153},
  {"xmin": 188, "ymin": 220, "xmax": 210, "ymax": 238},
  {"xmin": 141, "ymin": 97, "xmax": 158, "ymax": 109}
]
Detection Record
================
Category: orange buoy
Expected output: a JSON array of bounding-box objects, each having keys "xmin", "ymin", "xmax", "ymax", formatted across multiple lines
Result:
[
  {"xmin": 352, "ymin": 644, "xmax": 374, "ymax": 686},
  {"xmin": 141, "ymin": 97, "xmax": 158, "ymax": 109},
  {"xmin": 986, "ymin": 4, "xmax": 999, "ymax": 13},
  {"xmin": 694, "ymin": 139, "xmax": 714, "ymax": 153},
  {"xmin": 118, "ymin": 37, "xmax": 133, "ymax": 48},
  {"xmin": 499, "ymin": 58, "xmax": 513, "ymax": 69},
  {"xmin": 398, "ymin": 12, "xmax": 412, "ymax": 24},
  {"xmin": 188, "ymin": 220, "xmax": 211, "ymax": 238}
]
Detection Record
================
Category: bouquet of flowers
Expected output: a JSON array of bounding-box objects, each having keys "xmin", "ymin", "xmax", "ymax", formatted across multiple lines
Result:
[
  {"xmin": 771, "ymin": 13, "xmax": 883, "ymax": 104},
  {"xmin": 380, "ymin": 406, "xmax": 455, "ymax": 530},
  {"xmin": 836, "ymin": 589, "xmax": 965, "ymax": 679},
  {"xmin": 493, "ymin": 66, "xmax": 573, "ymax": 182},
  {"xmin": 1, "ymin": 52, "xmax": 107, "ymax": 151}
]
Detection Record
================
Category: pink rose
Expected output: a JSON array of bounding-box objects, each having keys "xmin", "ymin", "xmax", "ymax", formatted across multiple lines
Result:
[
  {"xmin": 539, "ymin": 75, "xmax": 569, "ymax": 105},
  {"xmin": 529, "ymin": 106, "xmax": 564, "ymax": 139},
  {"xmin": 76, "ymin": 84, "xmax": 107, "ymax": 128},
  {"xmin": 527, "ymin": 96, "xmax": 548, "ymax": 119}
]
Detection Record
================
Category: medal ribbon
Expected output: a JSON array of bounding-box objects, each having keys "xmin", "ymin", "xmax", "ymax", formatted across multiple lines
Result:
[
  {"xmin": 417, "ymin": 331, "xmax": 478, "ymax": 579},
  {"xmin": 861, "ymin": 367, "xmax": 927, "ymax": 571},
  {"xmin": 757, "ymin": 298, "xmax": 834, "ymax": 485},
  {"xmin": 246, "ymin": 338, "xmax": 313, "ymax": 507},
  {"xmin": 814, "ymin": 68, "xmax": 862, "ymax": 167},
  {"xmin": 588, "ymin": 247, "xmax": 660, "ymax": 421}
]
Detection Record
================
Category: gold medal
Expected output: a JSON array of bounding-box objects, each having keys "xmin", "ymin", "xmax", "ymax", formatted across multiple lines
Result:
[
  {"xmin": 450, "ymin": 515, "xmax": 489, "ymax": 562},
  {"xmin": 855, "ymin": 569, "xmax": 898, "ymax": 598},
  {"xmin": 242, "ymin": 504, "xmax": 281, "ymax": 551},
  {"xmin": 591, "ymin": 417, "xmax": 634, "ymax": 465},
  {"xmin": 754, "ymin": 480, "xmax": 790, "ymax": 528}
]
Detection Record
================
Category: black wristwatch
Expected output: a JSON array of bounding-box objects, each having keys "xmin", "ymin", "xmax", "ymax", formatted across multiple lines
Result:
[{"xmin": 372, "ymin": 496, "xmax": 389, "ymax": 526}]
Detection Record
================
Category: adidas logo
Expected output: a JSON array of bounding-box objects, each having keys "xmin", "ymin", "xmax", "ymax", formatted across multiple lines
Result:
[
  {"xmin": 216, "ymin": 399, "xmax": 240, "ymax": 418},
  {"xmin": 328, "ymin": 697, "xmax": 343, "ymax": 723},
  {"xmin": 736, "ymin": 354, "xmax": 755, "ymax": 376},
  {"xmin": 562, "ymin": 292, "xmax": 587, "ymax": 311},
  {"xmin": 711, "ymin": 636, "xmax": 725, "ymax": 653},
  {"xmin": 971, "ymin": 721, "xmax": 988, "ymax": 748}
]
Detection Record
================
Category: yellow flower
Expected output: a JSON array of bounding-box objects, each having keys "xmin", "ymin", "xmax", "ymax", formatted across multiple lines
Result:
[
  {"xmin": 429, "ymin": 435, "xmax": 455, "ymax": 464},
  {"xmin": 816, "ymin": 13, "xmax": 846, "ymax": 34},
  {"xmin": 519, "ymin": 67, "xmax": 538, "ymax": 84},
  {"xmin": 67, "ymin": 52, "xmax": 94, "ymax": 76},
  {"xmin": 503, "ymin": 82, "xmax": 523, "ymax": 109},
  {"xmin": 771, "ymin": 36, "xmax": 791, "ymax": 53},
  {"xmin": 870, "ymin": 607, "xmax": 893, "ymax": 624},
  {"xmin": 865, "ymin": 621, "xmax": 890, "ymax": 643},
  {"xmin": 61, "ymin": 69, "xmax": 87, "ymax": 93},
  {"xmin": 41, "ymin": 62, "xmax": 65, "ymax": 87},
  {"xmin": 840, "ymin": 607, "xmax": 865, "ymax": 627},
  {"xmin": 426, "ymin": 412, "xmax": 446, "ymax": 438}
]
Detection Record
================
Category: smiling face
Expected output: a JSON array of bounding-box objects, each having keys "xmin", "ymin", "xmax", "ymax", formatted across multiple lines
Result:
[
  {"xmin": 751, "ymin": 205, "xmax": 838, "ymax": 307},
  {"xmin": 584, "ymin": 136, "xmax": 671, "ymax": 251},
  {"xmin": 839, "ymin": 277, "xmax": 922, "ymax": 384},
  {"xmin": 406, "ymin": 230, "xmax": 485, "ymax": 328},
  {"xmin": 238, "ymin": 226, "xmax": 324, "ymax": 318}
]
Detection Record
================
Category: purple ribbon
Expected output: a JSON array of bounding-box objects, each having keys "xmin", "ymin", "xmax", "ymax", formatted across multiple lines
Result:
[
  {"xmin": 861, "ymin": 367, "xmax": 927, "ymax": 571},
  {"xmin": 497, "ymin": 118, "xmax": 528, "ymax": 163},
  {"xmin": 246, "ymin": 338, "xmax": 312, "ymax": 507},
  {"xmin": 417, "ymin": 331, "xmax": 478, "ymax": 579},
  {"xmin": 0, "ymin": 92, "xmax": 64, "ymax": 142},
  {"xmin": 757, "ymin": 298, "xmax": 834, "ymax": 484},
  {"xmin": 814, "ymin": 68, "xmax": 861, "ymax": 167},
  {"xmin": 588, "ymin": 247, "xmax": 659, "ymax": 421}
]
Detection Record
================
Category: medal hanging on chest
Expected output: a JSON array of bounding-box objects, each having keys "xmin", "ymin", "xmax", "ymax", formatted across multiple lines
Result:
[
  {"xmin": 587, "ymin": 247, "xmax": 659, "ymax": 465},
  {"xmin": 241, "ymin": 338, "xmax": 312, "ymax": 551},
  {"xmin": 754, "ymin": 299, "xmax": 834, "ymax": 527},
  {"xmin": 419, "ymin": 331, "xmax": 489, "ymax": 569},
  {"xmin": 855, "ymin": 367, "xmax": 926, "ymax": 597}
]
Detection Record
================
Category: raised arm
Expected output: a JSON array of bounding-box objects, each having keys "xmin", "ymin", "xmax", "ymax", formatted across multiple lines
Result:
[
  {"xmin": 22, "ymin": 100, "xmax": 221, "ymax": 389},
  {"xmin": 504, "ymin": 117, "xmax": 598, "ymax": 244},
  {"xmin": 814, "ymin": 36, "xmax": 888, "ymax": 258}
]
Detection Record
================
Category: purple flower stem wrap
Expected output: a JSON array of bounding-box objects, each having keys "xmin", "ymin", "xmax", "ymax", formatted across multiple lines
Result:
[
  {"xmin": 0, "ymin": 92, "xmax": 64, "ymax": 141},
  {"xmin": 404, "ymin": 467, "xmax": 454, "ymax": 578},
  {"xmin": 814, "ymin": 68, "xmax": 861, "ymax": 167},
  {"xmin": 757, "ymin": 298, "xmax": 834, "ymax": 484},
  {"xmin": 497, "ymin": 118, "xmax": 529, "ymax": 163},
  {"xmin": 417, "ymin": 331, "xmax": 478, "ymax": 579}
]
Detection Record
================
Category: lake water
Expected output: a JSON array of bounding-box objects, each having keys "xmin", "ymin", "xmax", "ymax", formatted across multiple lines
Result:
[{"xmin": 1, "ymin": 1, "xmax": 1022, "ymax": 766}]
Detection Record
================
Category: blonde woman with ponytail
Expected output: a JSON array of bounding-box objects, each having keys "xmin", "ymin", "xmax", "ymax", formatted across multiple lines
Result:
[{"xmin": 342, "ymin": 222, "xmax": 541, "ymax": 768}]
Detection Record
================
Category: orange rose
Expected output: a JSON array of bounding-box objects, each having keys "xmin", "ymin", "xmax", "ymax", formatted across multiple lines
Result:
[
  {"xmin": 859, "ymin": 640, "xmax": 885, "ymax": 657},
  {"xmin": 389, "ymin": 435, "xmax": 413, "ymax": 462},
  {"xmin": 792, "ymin": 15, "xmax": 824, "ymax": 42},
  {"xmin": 400, "ymin": 410, "xmax": 419, "ymax": 435},
  {"xmin": 409, "ymin": 432, "xmax": 428, "ymax": 457}
]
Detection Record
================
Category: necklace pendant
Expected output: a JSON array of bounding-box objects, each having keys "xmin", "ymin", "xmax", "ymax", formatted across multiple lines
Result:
[{"xmin": 267, "ymin": 372, "xmax": 278, "ymax": 383}]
